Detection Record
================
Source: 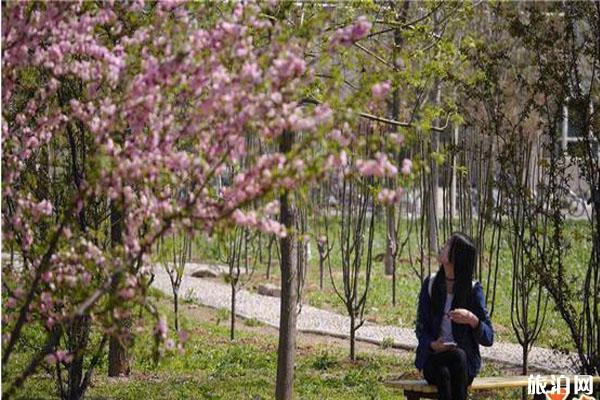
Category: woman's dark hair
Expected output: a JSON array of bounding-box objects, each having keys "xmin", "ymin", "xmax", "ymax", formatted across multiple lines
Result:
[{"xmin": 430, "ymin": 232, "xmax": 477, "ymax": 317}]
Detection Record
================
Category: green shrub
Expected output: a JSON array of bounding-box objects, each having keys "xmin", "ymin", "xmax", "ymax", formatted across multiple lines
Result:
[{"xmin": 311, "ymin": 350, "xmax": 339, "ymax": 371}]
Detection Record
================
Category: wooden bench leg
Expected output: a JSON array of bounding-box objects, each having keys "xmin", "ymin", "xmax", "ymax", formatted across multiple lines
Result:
[{"xmin": 404, "ymin": 390, "xmax": 421, "ymax": 400}]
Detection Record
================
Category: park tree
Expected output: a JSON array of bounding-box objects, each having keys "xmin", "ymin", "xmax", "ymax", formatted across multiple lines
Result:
[
  {"xmin": 460, "ymin": 1, "xmax": 599, "ymax": 376},
  {"xmin": 503, "ymin": 1, "xmax": 600, "ymax": 374},
  {"xmin": 1, "ymin": 2, "xmax": 344, "ymax": 398},
  {"xmin": 456, "ymin": 5, "xmax": 549, "ymax": 383},
  {"xmin": 158, "ymin": 231, "xmax": 192, "ymax": 333},
  {"xmin": 216, "ymin": 224, "xmax": 259, "ymax": 341}
]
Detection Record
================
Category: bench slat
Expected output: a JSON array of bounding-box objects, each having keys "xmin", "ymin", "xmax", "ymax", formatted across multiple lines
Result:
[{"xmin": 386, "ymin": 375, "xmax": 600, "ymax": 393}]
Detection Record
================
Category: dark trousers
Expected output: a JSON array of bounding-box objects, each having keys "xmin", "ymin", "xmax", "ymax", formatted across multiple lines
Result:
[{"xmin": 423, "ymin": 347, "xmax": 474, "ymax": 400}]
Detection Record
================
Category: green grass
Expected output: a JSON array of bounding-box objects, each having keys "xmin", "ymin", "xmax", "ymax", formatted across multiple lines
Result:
[
  {"xmin": 7, "ymin": 218, "xmax": 584, "ymax": 398},
  {"xmin": 191, "ymin": 217, "xmax": 592, "ymax": 353},
  {"xmin": 4, "ymin": 299, "xmax": 529, "ymax": 399}
]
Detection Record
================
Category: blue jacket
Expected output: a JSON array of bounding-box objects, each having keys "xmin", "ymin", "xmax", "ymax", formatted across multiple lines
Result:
[{"xmin": 414, "ymin": 273, "xmax": 495, "ymax": 380}]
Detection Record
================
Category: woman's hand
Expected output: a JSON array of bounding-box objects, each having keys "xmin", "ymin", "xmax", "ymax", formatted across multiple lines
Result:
[
  {"xmin": 429, "ymin": 338, "xmax": 456, "ymax": 353},
  {"xmin": 449, "ymin": 308, "xmax": 479, "ymax": 329}
]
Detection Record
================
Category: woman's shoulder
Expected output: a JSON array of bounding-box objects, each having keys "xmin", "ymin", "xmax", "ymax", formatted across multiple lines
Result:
[
  {"xmin": 426, "ymin": 271, "xmax": 437, "ymax": 283},
  {"xmin": 425, "ymin": 273, "xmax": 480, "ymax": 297},
  {"xmin": 426, "ymin": 272, "xmax": 437, "ymax": 296}
]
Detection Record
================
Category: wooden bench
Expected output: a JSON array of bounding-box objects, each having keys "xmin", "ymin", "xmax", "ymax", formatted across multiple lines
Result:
[{"xmin": 385, "ymin": 375, "xmax": 600, "ymax": 399}]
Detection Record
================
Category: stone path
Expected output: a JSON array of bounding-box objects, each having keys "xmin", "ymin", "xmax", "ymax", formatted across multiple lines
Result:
[{"xmin": 151, "ymin": 265, "xmax": 579, "ymax": 374}]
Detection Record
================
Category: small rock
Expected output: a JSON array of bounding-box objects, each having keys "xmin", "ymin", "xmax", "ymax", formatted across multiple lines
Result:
[
  {"xmin": 257, "ymin": 283, "xmax": 281, "ymax": 298},
  {"xmin": 191, "ymin": 267, "xmax": 220, "ymax": 278}
]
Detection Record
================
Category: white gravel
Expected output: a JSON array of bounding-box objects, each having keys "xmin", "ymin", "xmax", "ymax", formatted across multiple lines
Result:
[{"xmin": 151, "ymin": 264, "xmax": 579, "ymax": 374}]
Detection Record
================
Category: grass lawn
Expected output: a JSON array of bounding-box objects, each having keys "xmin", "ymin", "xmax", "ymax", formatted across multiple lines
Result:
[
  {"xmin": 190, "ymin": 218, "xmax": 592, "ymax": 353},
  {"xmin": 5, "ymin": 293, "xmax": 543, "ymax": 399}
]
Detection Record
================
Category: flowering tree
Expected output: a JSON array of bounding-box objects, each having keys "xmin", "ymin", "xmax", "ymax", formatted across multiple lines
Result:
[{"xmin": 1, "ymin": 2, "xmax": 336, "ymax": 398}]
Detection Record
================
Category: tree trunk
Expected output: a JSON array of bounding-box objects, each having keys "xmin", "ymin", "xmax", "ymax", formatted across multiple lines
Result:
[
  {"xmin": 451, "ymin": 124, "xmax": 458, "ymax": 222},
  {"xmin": 319, "ymin": 256, "xmax": 324, "ymax": 291},
  {"xmin": 108, "ymin": 202, "xmax": 131, "ymax": 377},
  {"xmin": 350, "ymin": 314, "xmax": 356, "ymax": 362},
  {"xmin": 67, "ymin": 315, "xmax": 90, "ymax": 400},
  {"xmin": 267, "ymin": 236, "xmax": 274, "ymax": 280},
  {"xmin": 258, "ymin": 233, "xmax": 263, "ymax": 263},
  {"xmin": 107, "ymin": 331, "xmax": 130, "ymax": 378},
  {"xmin": 173, "ymin": 289, "xmax": 179, "ymax": 333},
  {"xmin": 427, "ymin": 10, "xmax": 442, "ymax": 255},
  {"xmin": 428, "ymin": 80, "xmax": 441, "ymax": 253},
  {"xmin": 384, "ymin": 13, "xmax": 404, "ymax": 277},
  {"xmin": 350, "ymin": 311, "xmax": 356, "ymax": 361},
  {"xmin": 392, "ymin": 261, "xmax": 397, "ymax": 306},
  {"xmin": 521, "ymin": 345, "xmax": 528, "ymax": 400},
  {"xmin": 230, "ymin": 284, "xmax": 236, "ymax": 341},
  {"xmin": 384, "ymin": 205, "xmax": 396, "ymax": 276},
  {"xmin": 275, "ymin": 130, "xmax": 298, "ymax": 400}
]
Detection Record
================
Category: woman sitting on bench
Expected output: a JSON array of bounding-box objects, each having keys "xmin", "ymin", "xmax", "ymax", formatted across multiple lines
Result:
[{"xmin": 414, "ymin": 232, "xmax": 495, "ymax": 400}]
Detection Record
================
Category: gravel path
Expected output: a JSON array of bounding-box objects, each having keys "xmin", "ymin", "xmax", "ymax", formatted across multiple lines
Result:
[{"xmin": 151, "ymin": 265, "xmax": 579, "ymax": 374}]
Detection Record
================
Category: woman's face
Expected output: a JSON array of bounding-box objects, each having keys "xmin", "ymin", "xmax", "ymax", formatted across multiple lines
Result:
[{"xmin": 437, "ymin": 238, "xmax": 452, "ymax": 267}]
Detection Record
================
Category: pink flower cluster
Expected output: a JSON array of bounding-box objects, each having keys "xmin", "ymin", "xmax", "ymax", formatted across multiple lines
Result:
[
  {"xmin": 269, "ymin": 50, "xmax": 306, "ymax": 86},
  {"xmin": 324, "ymin": 150, "xmax": 349, "ymax": 171},
  {"xmin": 44, "ymin": 350, "xmax": 73, "ymax": 366},
  {"xmin": 330, "ymin": 16, "xmax": 372, "ymax": 47},
  {"xmin": 376, "ymin": 188, "xmax": 404, "ymax": 205},
  {"xmin": 401, "ymin": 158, "xmax": 413, "ymax": 175},
  {"xmin": 356, "ymin": 153, "xmax": 398, "ymax": 177},
  {"xmin": 1, "ymin": 2, "xmax": 392, "ymax": 383},
  {"xmin": 231, "ymin": 209, "xmax": 287, "ymax": 238},
  {"xmin": 156, "ymin": 315, "xmax": 168, "ymax": 341},
  {"xmin": 372, "ymin": 81, "xmax": 391, "ymax": 100}
]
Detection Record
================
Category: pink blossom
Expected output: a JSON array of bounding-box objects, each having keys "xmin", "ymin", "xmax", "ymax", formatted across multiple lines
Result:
[
  {"xmin": 270, "ymin": 51, "xmax": 306, "ymax": 84},
  {"xmin": 292, "ymin": 159, "xmax": 305, "ymax": 172},
  {"xmin": 401, "ymin": 158, "xmax": 412, "ymax": 175},
  {"xmin": 42, "ymin": 271, "xmax": 53, "ymax": 283},
  {"xmin": 326, "ymin": 129, "xmax": 351, "ymax": 147},
  {"xmin": 324, "ymin": 150, "xmax": 348, "ymax": 171},
  {"xmin": 34, "ymin": 199, "xmax": 53, "ymax": 218},
  {"xmin": 270, "ymin": 92, "xmax": 282, "ymax": 104},
  {"xmin": 259, "ymin": 218, "xmax": 287, "ymax": 238},
  {"xmin": 313, "ymin": 104, "xmax": 333, "ymax": 125},
  {"xmin": 340, "ymin": 150, "xmax": 348, "ymax": 166},
  {"xmin": 1, "ymin": 2, "xmax": 344, "ymax": 383},
  {"xmin": 231, "ymin": 209, "xmax": 257, "ymax": 227},
  {"xmin": 45, "ymin": 350, "xmax": 73, "ymax": 365},
  {"xmin": 13, "ymin": 288, "xmax": 25, "ymax": 299},
  {"xmin": 165, "ymin": 338, "xmax": 175, "ymax": 350},
  {"xmin": 377, "ymin": 187, "xmax": 404, "ymax": 205},
  {"xmin": 178, "ymin": 329, "xmax": 189, "ymax": 343},
  {"xmin": 159, "ymin": 0, "xmax": 183, "ymax": 11},
  {"xmin": 241, "ymin": 62, "xmax": 261, "ymax": 83},
  {"xmin": 46, "ymin": 317, "xmax": 56, "ymax": 329},
  {"xmin": 156, "ymin": 315, "xmax": 168, "ymax": 340},
  {"xmin": 350, "ymin": 16, "xmax": 372, "ymax": 41},
  {"xmin": 372, "ymin": 81, "xmax": 391, "ymax": 100},
  {"xmin": 22, "ymin": 230, "xmax": 33, "ymax": 250},
  {"xmin": 330, "ymin": 15, "xmax": 372, "ymax": 48},
  {"xmin": 264, "ymin": 200, "xmax": 280, "ymax": 216},
  {"xmin": 5, "ymin": 297, "xmax": 17, "ymax": 309},
  {"xmin": 356, "ymin": 153, "xmax": 398, "ymax": 177},
  {"xmin": 389, "ymin": 133, "xmax": 404, "ymax": 146},
  {"xmin": 119, "ymin": 288, "xmax": 135, "ymax": 300}
]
